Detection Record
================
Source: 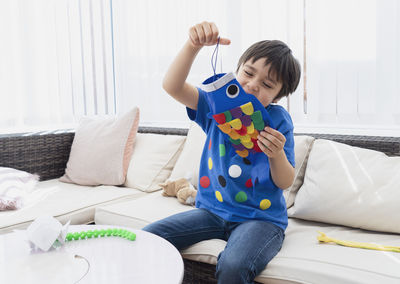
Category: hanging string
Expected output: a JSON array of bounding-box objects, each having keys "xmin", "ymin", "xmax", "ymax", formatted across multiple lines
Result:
[{"xmin": 211, "ymin": 37, "xmax": 220, "ymax": 80}]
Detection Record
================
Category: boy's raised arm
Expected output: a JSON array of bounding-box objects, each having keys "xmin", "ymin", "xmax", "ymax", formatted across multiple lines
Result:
[{"xmin": 162, "ymin": 22, "xmax": 230, "ymax": 110}]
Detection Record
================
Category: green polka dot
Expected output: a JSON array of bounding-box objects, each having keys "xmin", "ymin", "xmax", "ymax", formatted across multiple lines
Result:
[
  {"xmin": 235, "ymin": 191, "xmax": 247, "ymax": 203},
  {"xmin": 219, "ymin": 144, "xmax": 226, "ymax": 156}
]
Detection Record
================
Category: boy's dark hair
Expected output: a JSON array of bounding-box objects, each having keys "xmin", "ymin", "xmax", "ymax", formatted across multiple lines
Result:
[{"xmin": 236, "ymin": 40, "xmax": 301, "ymax": 100}]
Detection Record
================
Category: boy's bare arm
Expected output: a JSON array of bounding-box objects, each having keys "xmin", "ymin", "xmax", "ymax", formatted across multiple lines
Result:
[
  {"xmin": 162, "ymin": 22, "xmax": 230, "ymax": 110},
  {"xmin": 162, "ymin": 41, "xmax": 202, "ymax": 110},
  {"xmin": 257, "ymin": 127, "xmax": 295, "ymax": 189}
]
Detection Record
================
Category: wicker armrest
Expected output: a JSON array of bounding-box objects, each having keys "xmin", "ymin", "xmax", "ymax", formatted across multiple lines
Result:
[{"xmin": 0, "ymin": 131, "xmax": 75, "ymax": 181}]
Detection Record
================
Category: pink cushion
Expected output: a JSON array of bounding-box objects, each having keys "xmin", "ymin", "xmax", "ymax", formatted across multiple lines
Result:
[{"xmin": 60, "ymin": 107, "xmax": 140, "ymax": 186}]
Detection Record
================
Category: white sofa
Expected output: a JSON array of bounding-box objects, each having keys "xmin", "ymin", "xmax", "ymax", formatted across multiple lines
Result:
[{"xmin": 1, "ymin": 125, "xmax": 399, "ymax": 284}]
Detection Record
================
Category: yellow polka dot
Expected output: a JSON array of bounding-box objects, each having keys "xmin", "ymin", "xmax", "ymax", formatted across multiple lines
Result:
[
  {"xmin": 260, "ymin": 199, "xmax": 271, "ymax": 210},
  {"xmin": 208, "ymin": 157, "xmax": 213, "ymax": 169},
  {"xmin": 215, "ymin": 191, "xmax": 223, "ymax": 202}
]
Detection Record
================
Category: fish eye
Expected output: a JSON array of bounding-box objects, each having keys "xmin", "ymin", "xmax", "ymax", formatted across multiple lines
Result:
[{"xmin": 226, "ymin": 84, "xmax": 239, "ymax": 99}]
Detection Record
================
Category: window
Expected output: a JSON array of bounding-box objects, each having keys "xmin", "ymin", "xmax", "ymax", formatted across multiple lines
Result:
[{"xmin": 1, "ymin": 0, "xmax": 399, "ymax": 136}]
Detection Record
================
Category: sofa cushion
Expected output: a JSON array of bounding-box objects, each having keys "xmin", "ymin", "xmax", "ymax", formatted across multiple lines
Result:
[
  {"xmin": 169, "ymin": 123, "xmax": 206, "ymax": 187},
  {"xmin": 95, "ymin": 190, "xmax": 193, "ymax": 228},
  {"xmin": 0, "ymin": 179, "xmax": 145, "ymax": 234},
  {"xmin": 94, "ymin": 192, "xmax": 400, "ymax": 283},
  {"xmin": 288, "ymin": 139, "xmax": 400, "ymax": 234},
  {"xmin": 283, "ymin": 135, "xmax": 315, "ymax": 208},
  {"xmin": 124, "ymin": 133, "xmax": 186, "ymax": 192},
  {"xmin": 60, "ymin": 107, "xmax": 140, "ymax": 186}
]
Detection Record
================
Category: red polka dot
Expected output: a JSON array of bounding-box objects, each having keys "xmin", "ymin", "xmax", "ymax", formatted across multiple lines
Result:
[
  {"xmin": 200, "ymin": 176, "xmax": 210, "ymax": 188},
  {"xmin": 245, "ymin": 178, "xmax": 253, "ymax": 188}
]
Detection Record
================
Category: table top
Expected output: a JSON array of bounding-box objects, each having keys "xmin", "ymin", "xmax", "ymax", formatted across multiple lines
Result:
[{"xmin": 0, "ymin": 225, "xmax": 184, "ymax": 284}]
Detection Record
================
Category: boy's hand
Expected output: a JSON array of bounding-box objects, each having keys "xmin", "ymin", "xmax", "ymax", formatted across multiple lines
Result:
[
  {"xmin": 257, "ymin": 127, "xmax": 286, "ymax": 159},
  {"xmin": 188, "ymin": 22, "xmax": 230, "ymax": 48}
]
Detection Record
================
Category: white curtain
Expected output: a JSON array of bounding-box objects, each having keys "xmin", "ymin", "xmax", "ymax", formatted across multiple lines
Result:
[
  {"xmin": 112, "ymin": 0, "xmax": 303, "ymax": 128},
  {"xmin": 292, "ymin": 0, "xmax": 400, "ymax": 136},
  {"xmin": 1, "ymin": 0, "xmax": 399, "ymax": 136},
  {"xmin": 0, "ymin": 0, "xmax": 115, "ymax": 134}
]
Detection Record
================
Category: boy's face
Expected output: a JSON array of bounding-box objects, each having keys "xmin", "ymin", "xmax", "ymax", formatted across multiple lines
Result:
[{"xmin": 236, "ymin": 58, "xmax": 283, "ymax": 107}]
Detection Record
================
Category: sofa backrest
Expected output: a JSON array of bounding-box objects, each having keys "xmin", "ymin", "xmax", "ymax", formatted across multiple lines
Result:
[{"xmin": 0, "ymin": 127, "xmax": 399, "ymax": 181}]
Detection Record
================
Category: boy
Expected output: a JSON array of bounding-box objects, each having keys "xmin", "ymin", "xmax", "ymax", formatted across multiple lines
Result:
[{"xmin": 143, "ymin": 21, "xmax": 301, "ymax": 283}]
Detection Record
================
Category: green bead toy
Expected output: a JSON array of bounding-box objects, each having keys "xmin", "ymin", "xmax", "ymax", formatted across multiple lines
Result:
[{"xmin": 65, "ymin": 228, "xmax": 136, "ymax": 242}]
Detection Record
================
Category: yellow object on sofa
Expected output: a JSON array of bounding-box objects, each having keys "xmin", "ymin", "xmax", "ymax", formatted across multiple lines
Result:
[{"xmin": 317, "ymin": 231, "xmax": 400, "ymax": 253}]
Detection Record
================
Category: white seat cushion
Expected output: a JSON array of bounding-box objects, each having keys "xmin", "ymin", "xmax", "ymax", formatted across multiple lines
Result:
[
  {"xmin": 95, "ymin": 190, "xmax": 193, "ymax": 228},
  {"xmin": 95, "ymin": 195, "xmax": 400, "ymax": 284},
  {"xmin": 0, "ymin": 179, "xmax": 145, "ymax": 234}
]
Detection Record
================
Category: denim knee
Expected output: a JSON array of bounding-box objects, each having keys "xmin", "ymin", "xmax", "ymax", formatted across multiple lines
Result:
[{"xmin": 216, "ymin": 254, "xmax": 255, "ymax": 284}]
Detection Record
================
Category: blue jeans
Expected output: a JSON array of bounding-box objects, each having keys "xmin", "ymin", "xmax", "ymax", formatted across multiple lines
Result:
[{"xmin": 142, "ymin": 208, "xmax": 285, "ymax": 284}]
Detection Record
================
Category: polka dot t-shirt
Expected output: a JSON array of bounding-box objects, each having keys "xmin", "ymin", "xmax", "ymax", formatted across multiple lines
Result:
[{"xmin": 187, "ymin": 88, "xmax": 295, "ymax": 230}]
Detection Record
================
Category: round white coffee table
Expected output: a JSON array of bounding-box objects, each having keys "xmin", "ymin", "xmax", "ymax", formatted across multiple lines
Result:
[{"xmin": 0, "ymin": 225, "xmax": 184, "ymax": 284}]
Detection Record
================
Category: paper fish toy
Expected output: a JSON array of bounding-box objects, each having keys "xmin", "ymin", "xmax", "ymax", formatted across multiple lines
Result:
[
  {"xmin": 202, "ymin": 72, "xmax": 274, "ymax": 158},
  {"xmin": 26, "ymin": 216, "xmax": 70, "ymax": 251},
  {"xmin": 201, "ymin": 72, "xmax": 275, "ymax": 184}
]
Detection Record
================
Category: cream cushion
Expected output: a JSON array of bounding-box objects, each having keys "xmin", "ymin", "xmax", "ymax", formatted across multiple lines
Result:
[
  {"xmin": 95, "ymin": 190, "xmax": 193, "ymax": 228},
  {"xmin": 0, "ymin": 179, "xmax": 145, "ymax": 234},
  {"xmin": 283, "ymin": 135, "xmax": 315, "ymax": 208},
  {"xmin": 60, "ymin": 107, "xmax": 140, "ymax": 186},
  {"xmin": 124, "ymin": 133, "xmax": 186, "ymax": 192},
  {"xmin": 169, "ymin": 123, "xmax": 206, "ymax": 187},
  {"xmin": 288, "ymin": 139, "xmax": 400, "ymax": 234}
]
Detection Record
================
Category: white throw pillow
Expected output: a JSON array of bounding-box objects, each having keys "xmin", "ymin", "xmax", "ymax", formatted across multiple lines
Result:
[
  {"xmin": 288, "ymin": 139, "xmax": 400, "ymax": 234},
  {"xmin": 60, "ymin": 107, "xmax": 140, "ymax": 186},
  {"xmin": 169, "ymin": 123, "xmax": 206, "ymax": 188},
  {"xmin": 283, "ymin": 135, "xmax": 315, "ymax": 208},
  {"xmin": 124, "ymin": 133, "xmax": 186, "ymax": 192},
  {"xmin": 0, "ymin": 167, "xmax": 39, "ymax": 210}
]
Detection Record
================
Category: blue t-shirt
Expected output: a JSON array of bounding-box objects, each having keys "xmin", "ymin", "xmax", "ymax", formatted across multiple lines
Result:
[{"xmin": 187, "ymin": 88, "xmax": 295, "ymax": 231}]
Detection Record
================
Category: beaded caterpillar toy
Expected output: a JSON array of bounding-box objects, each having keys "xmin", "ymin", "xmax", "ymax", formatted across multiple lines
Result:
[{"xmin": 65, "ymin": 228, "xmax": 136, "ymax": 242}]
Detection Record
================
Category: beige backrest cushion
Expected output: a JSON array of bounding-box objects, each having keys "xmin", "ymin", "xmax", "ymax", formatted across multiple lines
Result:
[
  {"xmin": 124, "ymin": 133, "xmax": 186, "ymax": 192},
  {"xmin": 169, "ymin": 123, "xmax": 206, "ymax": 188},
  {"xmin": 283, "ymin": 135, "xmax": 315, "ymax": 208},
  {"xmin": 60, "ymin": 107, "xmax": 140, "ymax": 186},
  {"xmin": 288, "ymin": 139, "xmax": 400, "ymax": 234}
]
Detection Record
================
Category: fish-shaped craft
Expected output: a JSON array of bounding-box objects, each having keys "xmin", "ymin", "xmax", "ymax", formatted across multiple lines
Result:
[
  {"xmin": 201, "ymin": 72, "xmax": 274, "ymax": 158},
  {"xmin": 201, "ymin": 72, "xmax": 275, "ymax": 184}
]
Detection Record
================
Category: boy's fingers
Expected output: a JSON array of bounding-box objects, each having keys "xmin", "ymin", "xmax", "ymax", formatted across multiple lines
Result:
[
  {"xmin": 202, "ymin": 22, "xmax": 213, "ymax": 43},
  {"xmin": 188, "ymin": 29, "xmax": 199, "ymax": 46},
  {"xmin": 195, "ymin": 24, "xmax": 205, "ymax": 44},
  {"xmin": 219, "ymin": 37, "xmax": 231, "ymax": 45},
  {"xmin": 210, "ymin": 22, "xmax": 219, "ymax": 44}
]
